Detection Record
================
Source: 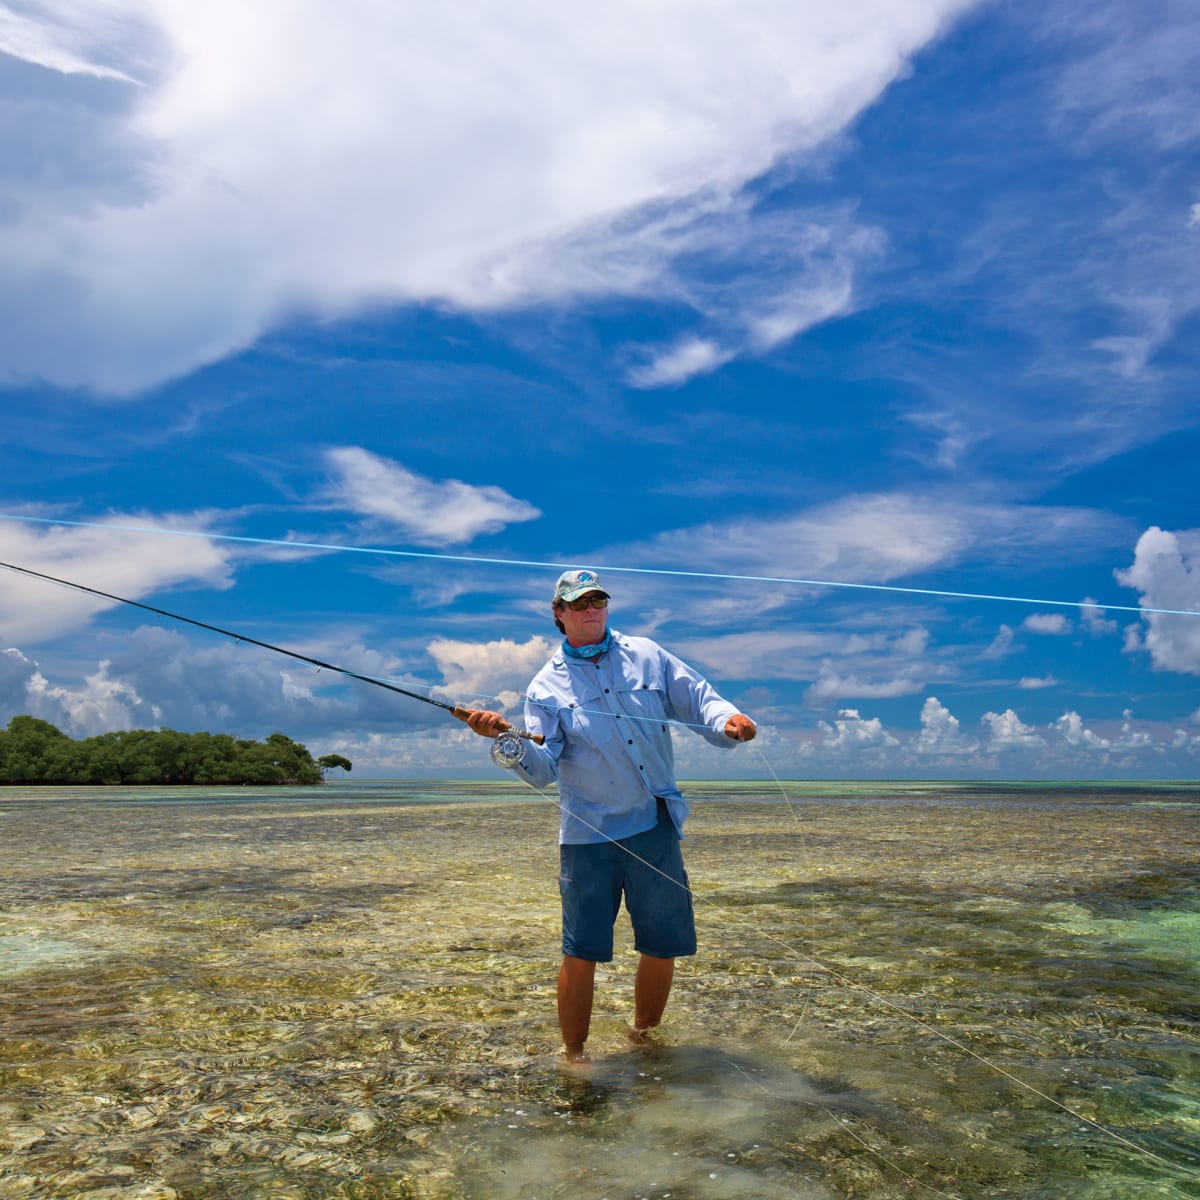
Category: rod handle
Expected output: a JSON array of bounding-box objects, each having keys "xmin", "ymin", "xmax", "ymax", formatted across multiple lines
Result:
[{"xmin": 452, "ymin": 707, "xmax": 546, "ymax": 746}]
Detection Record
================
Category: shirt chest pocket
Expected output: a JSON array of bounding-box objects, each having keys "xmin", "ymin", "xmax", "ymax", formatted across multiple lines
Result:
[
  {"xmin": 616, "ymin": 684, "xmax": 668, "ymax": 730},
  {"xmin": 563, "ymin": 697, "xmax": 618, "ymax": 746}
]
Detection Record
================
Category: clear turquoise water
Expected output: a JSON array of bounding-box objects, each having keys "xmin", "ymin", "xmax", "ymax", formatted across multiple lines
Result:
[{"xmin": 0, "ymin": 780, "xmax": 1196, "ymax": 1198}]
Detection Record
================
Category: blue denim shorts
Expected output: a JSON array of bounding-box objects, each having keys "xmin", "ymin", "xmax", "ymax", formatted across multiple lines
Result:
[{"xmin": 559, "ymin": 798, "xmax": 697, "ymax": 962}]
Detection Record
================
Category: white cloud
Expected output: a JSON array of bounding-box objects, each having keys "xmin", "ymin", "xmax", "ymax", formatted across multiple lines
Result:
[
  {"xmin": 805, "ymin": 664, "xmax": 925, "ymax": 703},
  {"xmin": 0, "ymin": 622, "xmax": 446, "ymax": 742},
  {"xmin": 913, "ymin": 695, "xmax": 979, "ymax": 757},
  {"xmin": 981, "ymin": 707, "xmax": 1044, "ymax": 751},
  {"xmin": 626, "ymin": 492, "xmax": 1130, "ymax": 595},
  {"xmin": 1079, "ymin": 598, "xmax": 1118, "ymax": 636},
  {"xmin": 816, "ymin": 707, "xmax": 900, "ymax": 753},
  {"xmin": 321, "ymin": 447, "xmax": 540, "ymax": 546},
  {"xmin": 0, "ymin": 510, "xmax": 235, "ymax": 643},
  {"xmin": 0, "ymin": 0, "xmax": 145, "ymax": 81},
  {"xmin": 24, "ymin": 658, "xmax": 148, "ymax": 736},
  {"xmin": 426, "ymin": 634, "xmax": 555, "ymax": 713},
  {"xmin": 1022, "ymin": 612, "xmax": 1071, "ymax": 635},
  {"xmin": 678, "ymin": 624, "xmax": 929, "ymax": 683},
  {"xmin": 1114, "ymin": 526, "xmax": 1200, "ymax": 676},
  {"xmin": 1052, "ymin": 710, "xmax": 1109, "ymax": 750},
  {"xmin": 623, "ymin": 208, "xmax": 878, "ymax": 387},
  {"xmin": 1017, "ymin": 676, "xmax": 1057, "ymax": 689},
  {"xmin": 1112, "ymin": 708, "xmax": 1153, "ymax": 752},
  {"xmin": 0, "ymin": 0, "xmax": 976, "ymax": 393},
  {"xmin": 1190, "ymin": 203, "xmax": 1200, "ymax": 229},
  {"xmin": 1050, "ymin": 1, "xmax": 1200, "ymax": 153},
  {"xmin": 626, "ymin": 337, "xmax": 733, "ymax": 389},
  {"xmin": 982, "ymin": 624, "xmax": 1015, "ymax": 659}
]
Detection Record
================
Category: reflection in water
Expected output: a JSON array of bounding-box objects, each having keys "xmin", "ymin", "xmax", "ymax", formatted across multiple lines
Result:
[{"xmin": 0, "ymin": 780, "xmax": 1197, "ymax": 1198}]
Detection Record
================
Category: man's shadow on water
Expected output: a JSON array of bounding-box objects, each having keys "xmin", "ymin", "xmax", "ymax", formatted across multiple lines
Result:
[
  {"xmin": 456, "ymin": 1042, "xmax": 896, "ymax": 1200},
  {"xmin": 548, "ymin": 1038, "xmax": 881, "ymax": 1128}
]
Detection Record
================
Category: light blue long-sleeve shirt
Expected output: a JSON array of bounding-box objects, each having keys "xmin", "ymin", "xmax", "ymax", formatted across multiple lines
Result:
[{"xmin": 504, "ymin": 631, "xmax": 740, "ymax": 844}]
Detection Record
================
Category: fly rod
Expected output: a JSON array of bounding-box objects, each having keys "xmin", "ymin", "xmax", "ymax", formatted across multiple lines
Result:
[{"xmin": 0, "ymin": 560, "xmax": 545, "ymax": 744}]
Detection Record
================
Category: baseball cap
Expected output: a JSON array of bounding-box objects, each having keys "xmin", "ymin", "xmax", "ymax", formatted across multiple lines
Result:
[{"xmin": 553, "ymin": 568, "xmax": 609, "ymax": 604}]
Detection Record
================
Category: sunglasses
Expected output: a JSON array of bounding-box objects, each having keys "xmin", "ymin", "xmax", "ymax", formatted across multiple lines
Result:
[{"xmin": 562, "ymin": 594, "xmax": 609, "ymax": 611}]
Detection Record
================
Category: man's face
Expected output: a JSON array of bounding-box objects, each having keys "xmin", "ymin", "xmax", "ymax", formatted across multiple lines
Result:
[{"xmin": 557, "ymin": 591, "xmax": 609, "ymax": 646}]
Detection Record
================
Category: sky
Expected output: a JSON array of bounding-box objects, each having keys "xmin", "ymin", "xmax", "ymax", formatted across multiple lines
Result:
[{"xmin": 1, "ymin": 0, "xmax": 1198, "ymax": 779}]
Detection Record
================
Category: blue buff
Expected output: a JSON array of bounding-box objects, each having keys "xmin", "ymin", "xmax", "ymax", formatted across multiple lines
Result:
[{"xmin": 562, "ymin": 630, "xmax": 613, "ymax": 660}]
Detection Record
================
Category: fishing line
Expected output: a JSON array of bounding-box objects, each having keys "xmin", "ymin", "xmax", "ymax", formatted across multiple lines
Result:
[
  {"xmin": 3, "ymin": 512, "xmax": 1198, "ymax": 619},
  {"xmin": 0, "ymin": 560, "xmax": 545, "ymax": 746}
]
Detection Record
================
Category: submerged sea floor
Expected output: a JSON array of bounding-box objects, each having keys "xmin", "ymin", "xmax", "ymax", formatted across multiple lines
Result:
[{"xmin": 0, "ymin": 779, "xmax": 1198, "ymax": 1199}]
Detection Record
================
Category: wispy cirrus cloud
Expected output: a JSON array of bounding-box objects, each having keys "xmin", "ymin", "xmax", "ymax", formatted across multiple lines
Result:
[
  {"xmin": 0, "ymin": 0, "xmax": 148, "ymax": 81},
  {"xmin": 622, "ymin": 205, "xmax": 879, "ymax": 388},
  {"xmin": 618, "ymin": 491, "xmax": 1134, "ymax": 595}
]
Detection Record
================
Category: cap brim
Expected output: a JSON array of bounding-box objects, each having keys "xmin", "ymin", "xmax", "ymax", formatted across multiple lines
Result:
[{"xmin": 559, "ymin": 586, "xmax": 610, "ymax": 603}]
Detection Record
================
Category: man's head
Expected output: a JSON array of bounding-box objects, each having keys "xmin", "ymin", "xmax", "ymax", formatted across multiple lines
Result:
[{"xmin": 552, "ymin": 568, "xmax": 610, "ymax": 640}]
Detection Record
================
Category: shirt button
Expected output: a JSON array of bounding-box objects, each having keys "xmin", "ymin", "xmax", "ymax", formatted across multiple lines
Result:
[
  {"xmin": 639, "ymin": 765, "xmax": 644, "ymax": 770},
  {"xmin": 604, "ymin": 688, "xmax": 610, "ymax": 693},
  {"xmin": 627, "ymin": 739, "xmax": 633, "ymax": 745}
]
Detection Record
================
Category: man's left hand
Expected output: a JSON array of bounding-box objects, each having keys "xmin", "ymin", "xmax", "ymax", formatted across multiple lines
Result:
[{"xmin": 724, "ymin": 714, "xmax": 757, "ymax": 742}]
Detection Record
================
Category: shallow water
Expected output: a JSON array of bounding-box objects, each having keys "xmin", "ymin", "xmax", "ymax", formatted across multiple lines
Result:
[{"xmin": 0, "ymin": 780, "xmax": 1197, "ymax": 1199}]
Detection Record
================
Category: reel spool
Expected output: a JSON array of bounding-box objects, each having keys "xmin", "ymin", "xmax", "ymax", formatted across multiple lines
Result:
[{"xmin": 490, "ymin": 730, "xmax": 525, "ymax": 769}]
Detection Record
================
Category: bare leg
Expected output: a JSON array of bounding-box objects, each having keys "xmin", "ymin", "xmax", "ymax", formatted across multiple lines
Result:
[
  {"xmin": 557, "ymin": 955, "xmax": 597, "ymax": 1060},
  {"xmin": 632, "ymin": 953, "xmax": 675, "ymax": 1035}
]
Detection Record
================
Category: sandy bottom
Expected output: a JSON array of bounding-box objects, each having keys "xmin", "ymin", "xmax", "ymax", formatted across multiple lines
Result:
[{"xmin": 0, "ymin": 781, "xmax": 1198, "ymax": 1199}]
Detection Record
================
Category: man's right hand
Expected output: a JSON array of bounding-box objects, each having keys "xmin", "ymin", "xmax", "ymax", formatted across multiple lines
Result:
[{"xmin": 465, "ymin": 709, "xmax": 509, "ymax": 739}]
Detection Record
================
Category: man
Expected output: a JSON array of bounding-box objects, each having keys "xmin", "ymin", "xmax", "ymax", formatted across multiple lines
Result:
[{"xmin": 466, "ymin": 568, "xmax": 755, "ymax": 1063}]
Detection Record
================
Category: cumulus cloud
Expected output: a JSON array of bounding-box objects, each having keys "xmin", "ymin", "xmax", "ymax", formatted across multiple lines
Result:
[
  {"xmin": 817, "ymin": 707, "xmax": 900, "ymax": 753},
  {"xmin": 1018, "ymin": 676, "xmax": 1057, "ymax": 689},
  {"xmin": 1052, "ymin": 710, "xmax": 1109, "ymax": 750},
  {"xmin": 427, "ymin": 634, "xmax": 555, "ymax": 712},
  {"xmin": 0, "ymin": 0, "xmax": 976, "ymax": 394},
  {"xmin": 913, "ymin": 695, "xmax": 979, "ymax": 757},
  {"xmin": 321, "ymin": 447, "xmax": 540, "ymax": 547},
  {"xmin": 982, "ymin": 707, "xmax": 1044, "ymax": 751},
  {"xmin": 24, "ymin": 657, "xmax": 150, "ymax": 736},
  {"xmin": 0, "ymin": 622, "xmax": 445, "ymax": 741},
  {"xmin": 1112, "ymin": 708, "xmax": 1153, "ymax": 753},
  {"xmin": 1022, "ymin": 612, "xmax": 1071, "ymax": 635},
  {"xmin": 0, "ymin": 510, "xmax": 235, "ymax": 643},
  {"xmin": 1114, "ymin": 526, "xmax": 1200, "ymax": 676}
]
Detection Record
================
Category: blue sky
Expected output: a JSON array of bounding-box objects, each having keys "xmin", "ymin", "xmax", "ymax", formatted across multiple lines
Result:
[{"xmin": 1, "ymin": 0, "xmax": 1198, "ymax": 778}]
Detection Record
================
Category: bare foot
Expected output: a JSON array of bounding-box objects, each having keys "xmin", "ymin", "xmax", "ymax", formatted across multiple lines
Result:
[{"xmin": 559, "ymin": 1044, "xmax": 592, "ymax": 1072}]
